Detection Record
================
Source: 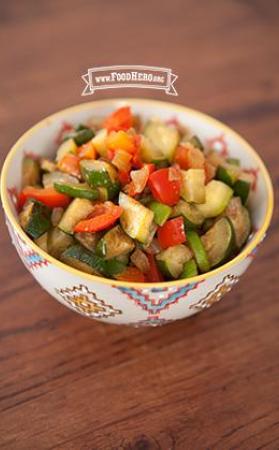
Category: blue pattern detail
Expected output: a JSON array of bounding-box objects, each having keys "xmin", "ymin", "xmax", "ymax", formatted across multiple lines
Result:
[{"xmin": 118, "ymin": 283, "xmax": 198, "ymax": 314}]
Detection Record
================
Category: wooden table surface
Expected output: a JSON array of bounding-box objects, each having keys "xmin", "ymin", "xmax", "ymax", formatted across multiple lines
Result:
[{"xmin": 1, "ymin": 1, "xmax": 279, "ymax": 449}]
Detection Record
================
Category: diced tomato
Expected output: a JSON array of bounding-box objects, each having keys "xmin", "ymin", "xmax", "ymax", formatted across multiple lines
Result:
[
  {"xmin": 204, "ymin": 161, "xmax": 216, "ymax": 183},
  {"xmin": 74, "ymin": 202, "xmax": 123, "ymax": 233},
  {"xmin": 146, "ymin": 253, "xmax": 164, "ymax": 282},
  {"xmin": 148, "ymin": 168, "xmax": 181, "ymax": 206},
  {"xmin": 103, "ymin": 107, "xmax": 133, "ymax": 132},
  {"xmin": 118, "ymin": 170, "xmax": 131, "ymax": 186},
  {"xmin": 157, "ymin": 217, "xmax": 186, "ymax": 249},
  {"xmin": 77, "ymin": 142, "xmax": 96, "ymax": 160},
  {"xmin": 116, "ymin": 266, "xmax": 146, "ymax": 282},
  {"xmin": 58, "ymin": 154, "xmax": 81, "ymax": 178},
  {"xmin": 174, "ymin": 144, "xmax": 205, "ymax": 170},
  {"xmin": 21, "ymin": 187, "xmax": 71, "ymax": 208}
]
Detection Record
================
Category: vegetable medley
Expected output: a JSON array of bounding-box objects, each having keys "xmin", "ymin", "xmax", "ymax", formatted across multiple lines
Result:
[{"xmin": 18, "ymin": 106, "xmax": 253, "ymax": 282}]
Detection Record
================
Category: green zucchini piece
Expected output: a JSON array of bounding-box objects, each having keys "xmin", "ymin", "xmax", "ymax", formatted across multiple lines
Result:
[
  {"xmin": 233, "ymin": 179, "xmax": 250, "ymax": 205},
  {"xmin": 196, "ymin": 180, "xmax": 233, "ymax": 218},
  {"xmin": 180, "ymin": 259, "xmax": 198, "ymax": 279},
  {"xmin": 181, "ymin": 169, "xmax": 206, "ymax": 204},
  {"xmin": 171, "ymin": 200, "xmax": 204, "ymax": 230},
  {"xmin": 74, "ymin": 232, "xmax": 100, "ymax": 252},
  {"xmin": 130, "ymin": 248, "xmax": 150, "ymax": 273},
  {"xmin": 58, "ymin": 198, "xmax": 95, "ymax": 235},
  {"xmin": 43, "ymin": 171, "xmax": 78, "ymax": 188},
  {"xmin": 56, "ymin": 138, "xmax": 77, "ymax": 162},
  {"xmin": 73, "ymin": 128, "xmax": 94, "ymax": 146},
  {"xmin": 216, "ymin": 163, "xmax": 240, "ymax": 187},
  {"xmin": 156, "ymin": 245, "xmax": 192, "ymax": 279},
  {"xmin": 54, "ymin": 182, "xmax": 99, "ymax": 200},
  {"xmin": 144, "ymin": 120, "xmax": 180, "ymax": 162},
  {"xmin": 96, "ymin": 225, "xmax": 135, "ymax": 259},
  {"xmin": 201, "ymin": 218, "xmax": 234, "ymax": 268},
  {"xmin": 61, "ymin": 244, "xmax": 126, "ymax": 277},
  {"xmin": 187, "ymin": 230, "xmax": 210, "ymax": 273},
  {"xmin": 224, "ymin": 197, "xmax": 251, "ymax": 248},
  {"xmin": 148, "ymin": 201, "xmax": 172, "ymax": 226},
  {"xmin": 22, "ymin": 156, "xmax": 41, "ymax": 188},
  {"xmin": 34, "ymin": 232, "xmax": 48, "ymax": 252},
  {"xmin": 48, "ymin": 227, "xmax": 74, "ymax": 258},
  {"xmin": 80, "ymin": 159, "xmax": 120, "ymax": 200},
  {"xmin": 226, "ymin": 157, "xmax": 240, "ymax": 166},
  {"xmin": 19, "ymin": 199, "xmax": 51, "ymax": 239},
  {"xmin": 60, "ymin": 244, "xmax": 101, "ymax": 275},
  {"xmin": 189, "ymin": 135, "xmax": 204, "ymax": 151},
  {"xmin": 119, "ymin": 192, "xmax": 154, "ymax": 244}
]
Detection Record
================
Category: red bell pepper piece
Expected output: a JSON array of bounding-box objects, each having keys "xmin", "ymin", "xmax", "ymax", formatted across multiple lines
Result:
[
  {"xmin": 116, "ymin": 266, "xmax": 146, "ymax": 282},
  {"xmin": 148, "ymin": 168, "xmax": 181, "ymax": 206},
  {"xmin": 74, "ymin": 202, "xmax": 123, "ymax": 233},
  {"xmin": 146, "ymin": 253, "xmax": 164, "ymax": 282},
  {"xmin": 103, "ymin": 106, "xmax": 133, "ymax": 132},
  {"xmin": 157, "ymin": 217, "xmax": 186, "ymax": 249},
  {"xmin": 21, "ymin": 187, "xmax": 71, "ymax": 208}
]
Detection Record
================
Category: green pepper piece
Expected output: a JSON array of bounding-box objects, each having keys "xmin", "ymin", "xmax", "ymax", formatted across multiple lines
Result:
[
  {"xmin": 180, "ymin": 259, "xmax": 198, "ymax": 279},
  {"xmin": 187, "ymin": 230, "xmax": 210, "ymax": 273},
  {"xmin": 148, "ymin": 201, "xmax": 172, "ymax": 226}
]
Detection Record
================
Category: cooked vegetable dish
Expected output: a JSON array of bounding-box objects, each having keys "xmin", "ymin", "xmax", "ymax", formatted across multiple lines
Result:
[{"xmin": 18, "ymin": 106, "xmax": 253, "ymax": 282}]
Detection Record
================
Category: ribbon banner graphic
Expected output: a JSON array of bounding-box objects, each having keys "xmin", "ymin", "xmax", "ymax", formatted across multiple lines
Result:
[{"xmin": 81, "ymin": 65, "xmax": 178, "ymax": 96}]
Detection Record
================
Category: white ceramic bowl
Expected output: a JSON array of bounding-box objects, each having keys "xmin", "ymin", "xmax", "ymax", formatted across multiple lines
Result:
[{"xmin": 1, "ymin": 99, "xmax": 274, "ymax": 326}]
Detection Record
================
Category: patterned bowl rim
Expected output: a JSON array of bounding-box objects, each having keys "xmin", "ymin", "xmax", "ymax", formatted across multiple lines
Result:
[{"xmin": 1, "ymin": 98, "xmax": 274, "ymax": 287}]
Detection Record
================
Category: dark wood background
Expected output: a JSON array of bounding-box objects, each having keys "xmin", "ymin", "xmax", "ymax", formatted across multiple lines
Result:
[{"xmin": 0, "ymin": 1, "xmax": 278, "ymax": 449}]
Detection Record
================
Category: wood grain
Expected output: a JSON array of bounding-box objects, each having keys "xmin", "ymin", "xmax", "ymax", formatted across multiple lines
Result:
[{"xmin": 0, "ymin": 1, "xmax": 279, "ymax": 449}]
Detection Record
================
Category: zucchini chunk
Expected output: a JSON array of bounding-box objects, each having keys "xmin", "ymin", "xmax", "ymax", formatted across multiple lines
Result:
[
  {"xmin": 91, "ymin": 129, "xmax": 108, "ymax": 157},
  {"xmin": 73, "ymin": 128, "xmax": 94, "ymax": 146},
  {"xmin": 201, "ymin": 217, "xmax": 235, "ymax": 268},
  {"xmin": 187, "ymin": 230, "xmax": 210, "ymax": 273},
  {"xmin": 233, "ymin": 176, "xmax": 251, "ymax": 205},
  {"xmin": 74, "ymin": 232, "xmax": 100, "ymax": 252},
  {"xmin": 216, "ymin": 163, "xmax": 240, "ymax": 187},
  {"xmin": 54, "ymin": 182, "xmax": 99, "ymax": 201},
  {"xmin": 80, "ymin": 159, "xmax": 120, "ymax": 200},
  {"xmin": 60, "ymin": 244, "xmax": 101, "ymax": 275},
  {"xmin": 119, "ymin": 192, "xmax": 154, "ymax": 243},
  {"xmin": 58, "ymin": 198, "xmax": 95, "ymax": 234},
  {"xmin": 171, "ymin": 200, "xmax": 204, "ymax": 230},
  {"xmin": 43, "ymin": 171, "xmax": 78, "ymax": 188},
  {"xmin": 144, "ymin": 120, "xmax": 179, "ymax": 162},
  {"xmin": 181, "ymin": 169, "xmax": 206, "ymax": 204},
  {"xmin": 156, "ymin": 244, "xmax": 192, "ymax": 279},
  {"xmin": 96, "ymin": 225, "xmax": 135, "ymax": 259},
  {"xmin": 140, "ymin": 136, "xmax": 166, "ymax": 163},
  {"xmin": 56, "ymin": 138, "xmax": 77, "ymax": 162},
  {"xmin": 180, "ymin": 259, "xmax": 198, "ymax": 279},
  {"xmin": 48, "ymin": 227, "xmax": 74, "ymax": 258},
  {"xmin": 224, "ymin": 197, "xmax": 251, "ymax": 248},
  {"xmin": 61, "ymin": 244, "xmax": 126, "ymax": 277},
  {"xmin": 196, "ymin": 180, "xmax": 233, "ymax": 218},
  {"xmin": 189, "ymin": 135, "xmax": 204, "ymax": 151},
  {"xmin": 226, "ymin": 157, "xmax": 240, "ymax": 166},
  {"xmin": 22, "ymin": 156, "xmax": 41, "ymax": 187},
  {"xmin": 34, "ymin": 232, "xmax": 48, "ymax": 252},
  {"xmin": 19, "ymin": 199, "xmax": 51, "ymax": 239}
]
